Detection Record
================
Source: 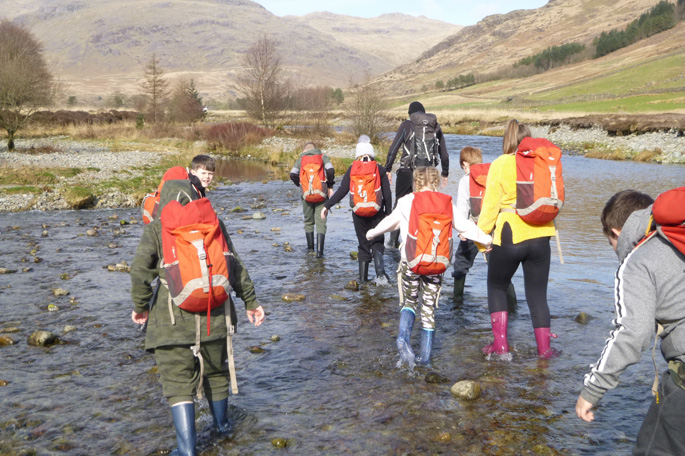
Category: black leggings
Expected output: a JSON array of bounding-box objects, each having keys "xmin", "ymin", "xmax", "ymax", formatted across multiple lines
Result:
[{"xmin": 487, "ymin": 223, "xmax": 551, "ymax": 328}]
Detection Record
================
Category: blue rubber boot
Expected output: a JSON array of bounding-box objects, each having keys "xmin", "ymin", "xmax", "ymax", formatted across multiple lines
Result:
[
  {"xmin": 416, "ymin": 329, "xmax": 434, "ymax": 366},
  {"xmin": 170, "ymin": 402, "xmax": 196, "ymax": 456},
  {"xmin": 207, "ymin": 398, "xmax": 230, "ymax": 435},
  {"xmin": 396, "ymin": 308, "xmax": 415, "ymax": 367}
]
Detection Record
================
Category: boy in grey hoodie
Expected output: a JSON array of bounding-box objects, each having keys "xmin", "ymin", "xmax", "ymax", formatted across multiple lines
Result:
[{"xmin": 576, "ymin": 189, "xmax": 685, "ymax": 455}]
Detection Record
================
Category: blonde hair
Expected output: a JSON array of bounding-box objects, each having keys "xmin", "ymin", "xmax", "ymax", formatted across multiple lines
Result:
[
  {"xmin": 459, "ymin": 147, "xmax": 483, "ymax": 166},
  {"xmin": 413, "ymin": 166, "xmax": 440, "ymax": 192},
  {"xmin": 502, "ymin": 119, "xmax": 531, "ymax": 155}
]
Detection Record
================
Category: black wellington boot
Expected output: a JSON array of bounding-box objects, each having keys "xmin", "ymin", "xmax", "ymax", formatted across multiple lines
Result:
[
  {"xmin": 358, "ymin": 260, "xmax": 370, "ymax": 282},
  {"xmin": 388, "ymin": 229, "xmax": 400, "ymax": 248},
  {"xmin": 453, "ymin": 275, "xmax": 466, "ymax": 307},
  {"xmin": 316, "ymin": 233, "xmax": 325, "ymax": 258},
  {"xmin": 305, "ymin": 232, "xmax": 315, "ymax": 254},
  {"xmin": 372, "ymin": 249, "xmax": 390, "ymax": 285}
]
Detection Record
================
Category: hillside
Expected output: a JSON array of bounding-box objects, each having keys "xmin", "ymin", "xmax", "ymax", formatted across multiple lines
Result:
[
  {"xmin": 0, "ymin": 0, "xmax": 458, "ymax": 103},
  {"xmin": 289, "ymin": 12, "xmax": 462, "ymax": 68},
  {"xmin": 377, "ymin": 0, "xmax": 673, "ymax": 95}
]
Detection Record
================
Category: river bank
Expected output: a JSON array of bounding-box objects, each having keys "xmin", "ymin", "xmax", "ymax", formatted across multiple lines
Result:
[{"xmin": 1, "ymin": 126, "xmax": 683, "ymax": 213}]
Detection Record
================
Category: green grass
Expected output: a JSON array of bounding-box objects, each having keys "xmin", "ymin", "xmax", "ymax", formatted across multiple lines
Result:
[
  {"xmin": 2, "ymin": 186, "xmax": 42, "ymax": 194},
  {"xmin": 534, "ymin": 91, "xmax": 685, "ymax": 112}
]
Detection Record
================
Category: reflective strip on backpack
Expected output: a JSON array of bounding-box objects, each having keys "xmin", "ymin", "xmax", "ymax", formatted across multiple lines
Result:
[
  {"xmin": 170, "ymin": 274, "xmax": 231, "ymax": 308},
  {"xmin": 190, "ymin": 238, "xmax": 210, "ymax": 293}
]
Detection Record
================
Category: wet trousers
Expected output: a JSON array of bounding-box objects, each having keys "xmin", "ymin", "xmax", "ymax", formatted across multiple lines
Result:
[
  {"xmin": 487, "ymin": 223, "xmax": 551, "ymax": 328},
  {"xmin": 633, "ymin": 371, "xmax": 685, "ymax": 455},
  {"xmin": 398, "ymin": 262, "xmax": 442, "ymax": 330},
  {"xmin": 352, "ymin": 212, "xmax": 385, "ymax": 262},
  {"xmin": 154, "ymin": 339, "xmax": 229, "ymax": 406},
  {"xmin": 452, "ymin": 239, "xmax": 479, "ymax": 278},
  {"xmin": 302, "ymin": 198, "xmax": 327, "ymax": 234}
]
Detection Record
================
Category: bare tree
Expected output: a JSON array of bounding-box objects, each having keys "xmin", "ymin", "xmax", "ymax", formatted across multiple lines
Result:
[
  {"xmin": 236, "ymin": 35, "xmax": 288, "ymax": 127},
  {"xmin": 0, "ymin": 20, "xmax": 54, "ymax": 151},
  {"xmin": 141, "ymin": 54, "xmax": 169, "ymax": 124},
  {"xmin": 347, "ymin": 72, "xmax": 389, "ymax": 144}
]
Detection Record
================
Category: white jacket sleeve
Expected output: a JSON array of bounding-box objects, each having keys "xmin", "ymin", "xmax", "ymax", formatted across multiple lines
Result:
[
  {"xmin": 456, "ymin": 174, "xmax": 470, "ymax": 220},
  {"xmin": 452, "ymin": 203, "xmax": 492, "ymax": 247}
]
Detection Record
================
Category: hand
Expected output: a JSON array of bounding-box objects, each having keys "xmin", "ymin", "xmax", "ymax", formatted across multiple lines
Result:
[
  {"xmin": 388, "ymin": 173, "xmax": 393, "ymax": 185},
  {"xmin": 441, "ymin": 176, "xmax": 448, "ymax": 188},
  {"xmin": 458, "ymin": 234, "xmax": 467, "ymax": 241},
  {"xmin": 321, "ymin": 207, "xmax": 329, "ymax": 219},
  {"xmin": 575, "ymin": 395, "xmax": 595, "ymax": 422},
  {"xmin": 366, "ymin": 230, "xmax": 375, "ymax": 241},
  {"xmin": 247, "ymin": 306, "xmax": 265, "ymax": 327},
  {"xmin": 327, "ymin": 188, "xmax": 334, "ymax": 198},
  {"xmin": 131, "ymin": 310, "xmax": 148, "ymax": 325}
]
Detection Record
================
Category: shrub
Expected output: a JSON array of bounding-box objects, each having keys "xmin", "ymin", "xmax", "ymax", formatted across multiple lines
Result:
[{"xmin": 205, "ymin": 122, "xmax": 273, "ymax": 152}]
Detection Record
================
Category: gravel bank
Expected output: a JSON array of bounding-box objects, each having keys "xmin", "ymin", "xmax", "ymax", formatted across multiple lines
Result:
[{"xmin": 1, "ymin": 128, "xmax": 683, "ymax": 213}]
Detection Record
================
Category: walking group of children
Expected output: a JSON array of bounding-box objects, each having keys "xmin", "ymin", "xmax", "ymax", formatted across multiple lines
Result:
[{"xmin": 131, "ymin": 103, "xmax": 685, "ymax": 455}]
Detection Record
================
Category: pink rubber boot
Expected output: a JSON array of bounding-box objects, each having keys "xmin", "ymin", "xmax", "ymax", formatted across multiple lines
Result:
[
  {"xmin": 482, "ymin": 311, "xmax": 509, "ymax": 355},
  {"xmin": 534, "ymin": 327, "xmax": 560, "ymax": 359}
]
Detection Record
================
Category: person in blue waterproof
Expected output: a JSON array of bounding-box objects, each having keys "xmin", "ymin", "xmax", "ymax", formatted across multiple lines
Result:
[{"xmin": 321, "ymin": 135, "xmax": 392, "ymax": 284}]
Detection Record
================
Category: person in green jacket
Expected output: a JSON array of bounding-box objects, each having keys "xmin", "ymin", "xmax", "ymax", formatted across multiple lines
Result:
[
  {"xmin": 290, "ymin": 142, "xmax": 335, "ymax": 257},
  {"xmin": 131, "ymin": 179, "xmax": 265, "ymax": 456}
]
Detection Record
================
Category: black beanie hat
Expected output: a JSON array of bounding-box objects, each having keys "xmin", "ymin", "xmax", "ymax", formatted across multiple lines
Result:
[{"xmin": 408, "ymin": 101, "xmax": 425, "ymax": 115}]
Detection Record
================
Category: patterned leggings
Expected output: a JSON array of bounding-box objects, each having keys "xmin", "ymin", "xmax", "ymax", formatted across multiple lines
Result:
[{"xmin": 398, "ymin": 262, "xmax": 443, "ymax": 330}]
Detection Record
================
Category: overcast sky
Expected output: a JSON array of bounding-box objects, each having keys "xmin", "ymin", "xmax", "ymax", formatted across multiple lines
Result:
[{"xmin": 256, "ymin": 0, "xmax": 549, "ymax": 26}]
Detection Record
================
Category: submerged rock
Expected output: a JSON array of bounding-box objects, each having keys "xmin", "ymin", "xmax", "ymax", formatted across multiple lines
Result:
[
  {"xmin": 252, "ymin": 212, "xmax": 266, "ymax": 220},
  {"xmin": 249, "ymin": 346, "xmax": 265, "ymax": 354},
  {"xmin": 230, "ymin": 206, "xmax": 246, "ymax": 213},
  {"xmin": 349, "ymin": 251, "xmax": 358, "ymax": 260},
  {"xmin": 425, "ymin": 372, "xmax": 451, "ymax": 384},
  {"xmin": 450, "ymin": 380, "xmax": 482, "ymax": 400},
  {"xmin": 63, "ymin": 325, "xmax": 77, "ymax": 334},
  {"xmin": 271, "ymin": 438, "xmax": 288, "ymax": 448},
  {"xmin": 0, "ymin": 335, "xmax": 16, "ymax": 347},
  {"xmin": 344, "ymin": 280, "xmax": 360, "ymax": 291},
  {"xmin": 28, "ymin": 331, "xmax": 58, "ymax": 347},
  {"xmin": 86, "ymin": 229, "xmax": 97, "ymax": 236},
  {"xmin": 52, "ymin": 288, "xmax": 70, "ymax": 297},
  {"xmin": 284, "ymin": 245, "xmax": 293, "ymax": 252},
  {"xmin": 270, "ymin": 335, "xmax": 280, "ymax": 342},
  {"xmin": 0, "ymin": 268, "xmax": 17, "ymax": 274},
  {"xmin": 47, "ymin": 304, "xmax": 59, "ymax": 312},
  {"xmin": 574, "ymin": 312, "xmax": 592, "ymax": 324},
  {"xmin": 282, "ymin": 293, "xmax": 305, "ymax": 302}
]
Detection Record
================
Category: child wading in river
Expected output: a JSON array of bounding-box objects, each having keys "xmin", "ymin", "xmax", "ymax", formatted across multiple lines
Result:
[
  {"xmin": 321, "ymin": 136, "xmax": 392, "ymax": 284},
  {"xmin": 366, "ymin": 167, "xmax": 492, "ymax": 367}
]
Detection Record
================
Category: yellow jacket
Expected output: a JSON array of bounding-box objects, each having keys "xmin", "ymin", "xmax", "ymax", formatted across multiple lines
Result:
[{"xmin": 477, "ymin": 154, "xmax": 556, "ymax": 247}]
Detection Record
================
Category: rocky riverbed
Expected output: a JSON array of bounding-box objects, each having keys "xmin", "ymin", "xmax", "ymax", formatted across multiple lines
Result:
[{"xmin": 1, "ymin": 127, "xmax": 683, "ymax": 213}]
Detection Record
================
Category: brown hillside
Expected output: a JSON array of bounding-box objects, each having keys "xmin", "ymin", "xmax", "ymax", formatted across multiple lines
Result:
[
  {"xmin": 377, "ymin": 0, "xmax": 665, "ymax": 94},
  {"xmin": 0, "ymin": 0, "xmax": 458, "ymax": 103}
]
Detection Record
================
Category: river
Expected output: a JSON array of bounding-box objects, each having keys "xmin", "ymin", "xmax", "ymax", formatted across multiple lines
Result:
[{"xmin": 0, "ymin": 134, "xmax": 683, "ymax": 455}]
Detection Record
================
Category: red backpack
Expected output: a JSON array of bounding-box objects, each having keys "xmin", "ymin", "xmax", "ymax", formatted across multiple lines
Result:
[
  {"xmin": 515, "ymin": 137, "xmax": 564, "ymax": 224},
  {"xmin": 468, "ymin": 163, "xmax": 491, "ymax": 219},
  {"xmin": 300, "ymin": 154, "xmax": 326, "ymax": 203},
  {"xmin": 405, "ymin": 191, "xmax": 454, "ymax": 275},
  {"xmin": 142, "ymin": 167, "xmax": 190, "ymax": 224},
  {"xmin": 643, "ymin": 187, "xmax": 685, "ymax": 255},
  {"xmin": 160, "ymin": 198, "xmax": 233, "ymax": 335},
  {"xmin": 349, "ymin": 160, "xmax": 382, "ymax": 217}
]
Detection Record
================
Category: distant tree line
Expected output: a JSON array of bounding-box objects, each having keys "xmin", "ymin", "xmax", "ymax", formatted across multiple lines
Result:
[
  {"xmin": 514, "ymin": 43, "xmax": 586, "ymax": 71},
  {"xmin": 432, "ymin": 74, "xmax": 476, "ymax": 92},
  {"xmin": 594, "ymin": 1, "xmax": 679, "ymax": 58}
]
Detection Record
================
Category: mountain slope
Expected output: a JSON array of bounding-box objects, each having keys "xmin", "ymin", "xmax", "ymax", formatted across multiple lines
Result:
[
  {"xmin": 377, "ymin": 0, "xmax": 668, "ymax": 94},
  {"xmin": 0, "ymin": 0, "xmax": 459, "ymax": 102}
]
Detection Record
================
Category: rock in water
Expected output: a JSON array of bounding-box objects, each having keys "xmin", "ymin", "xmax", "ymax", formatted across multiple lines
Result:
[
  {"xmin": 271, "ymin": 438, "xmax": 288, "ymax": 448},
  {"xmin": 0, "ymin": 335, "xmax": 16, "ymax": 347},
  {"xmin": 450, "ymin": 380, "xmax": 482, "ymax": 400},
  {"xmin": 425, "ymin": 372, "xmax": 451, "ymax": 384},
  {"xmin": 282, "ymin": 294, "xmax": 305, "ymax": 302},
  {"xmin": 28, "ymin": 331, "xmax": 58, "ymax": 347},
  {"xmin": 52, "ymin": 288, "xmax": 70, "ymax": 297},
  {"xmin": 574, "ymin": 312, "xmax": 591, "ymax": 324},
  {"xmin": 344, "ymin": 280, "xmax": 360, "ymax": 291},
  {"xmin": 252, "ymin": 212, "xmax": 266, "ymax": 220},
  {"xmin": 349, "ymin": 251, "xmax": 358, "ymax": 260}
]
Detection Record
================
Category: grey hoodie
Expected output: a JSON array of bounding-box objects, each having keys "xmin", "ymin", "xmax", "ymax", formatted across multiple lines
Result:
[{"xmin": 580, "ymin": 205, "xmax": 685, "ymax": 405}]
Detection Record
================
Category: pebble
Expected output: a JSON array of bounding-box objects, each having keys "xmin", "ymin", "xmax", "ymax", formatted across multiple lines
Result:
[
  {"xmin": 0, "ymin": 335, "xmax": 16, "ymax": 346},
  {"xmin": 0, "ymin": 380, "xmax": 9, "ymax": 386},
  {"xmin": 450, "ymin": 380, "xmax": 482, "ymax": 400},
  {"xmin": 282, "ymin": 293, "xmax": 305, "ymax": 302},
  {"xmin": 63, "ymin": 325, "xmax": 77, "ymax": 334},
  {"xmin": 52, "ymin": 288, "xmax": 70, "ymax": 297},
  {"xmin": 48, "ymin": 304, "xmax": 59, "ymax": 312},
  {"xmin": 86, "ymin": 229, "xmax": 97, "ymax": 236},
  {"xmin": 28, "ymin": 330, "xmax": 58, "ymax": 346},
  {"xmin": 42, "ymin": 230, "xmax": 48, "ymax": 237},
  {"xmin": 271, "ymin": 438, "xmax": 288, "ymax": 448},
  {"xmin": 284, "ymin": 245, "xmax": 293, "ymax": 252},
  {"xmin": 270, "ymin": 335, "xmax": 281, "ymax": 342}
]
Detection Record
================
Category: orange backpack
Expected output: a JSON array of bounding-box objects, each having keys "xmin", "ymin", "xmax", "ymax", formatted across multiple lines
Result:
[
  {"xmin": 142, "ymin": 167, "xmax": 190, "ymax": 224},
  {"xmin": 349, "ymin": 160, "xmax": 382, "ymax": 217},
  {"xmin": 468, "ymin": 163, "xmax": 491, "ymax": 220},
  {"xmin": 300, "ymin": 154, "xmax": 326, "ymax": 203},
  {"xmin": 160, "ymin": 197, "xmax": 233, "ymax": 335},
  {"xmin": 405, "ymin": 191, "xmax": 454, "ymax": 275},
  {"xmin": 515, "ymin": 137, "xmax": 564, "ymax": 224},
  {"xmin": 639, "ymin": 187, "xmax": 685, "ymax": 255}
]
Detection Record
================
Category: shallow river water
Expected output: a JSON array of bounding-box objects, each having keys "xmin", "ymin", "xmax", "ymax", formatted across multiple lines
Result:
[{"xmin": 1, "ymin": 134, "xmax": 683, "ymax": 456}]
